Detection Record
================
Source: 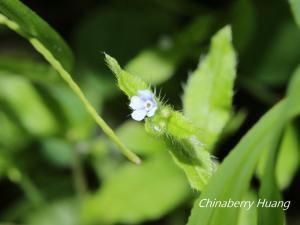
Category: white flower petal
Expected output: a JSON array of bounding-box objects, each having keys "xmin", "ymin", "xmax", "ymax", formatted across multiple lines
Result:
[
  {"xmin": 138, "ymin": 89, "xmax": 153, "ymax": 100},
  {"xmin": 129, "ymin": 96, "xmax": 144, "ymax": 110},
  {"xmin": 147, "ymin": 106, "xmax": 157, "ymax": 117},
  {"xmin": 131, "ymin": 109, "xmax": 147, "ymax": 121}
]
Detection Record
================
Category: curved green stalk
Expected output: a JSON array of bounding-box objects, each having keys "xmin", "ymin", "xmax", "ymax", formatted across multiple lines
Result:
[
  {"xmin": 0, "ymin": 13, "xmax": 140, "ymax": 164},
  {"xmin": 30, "ymin": 39, "xmax": 141, "ymax": 164}
]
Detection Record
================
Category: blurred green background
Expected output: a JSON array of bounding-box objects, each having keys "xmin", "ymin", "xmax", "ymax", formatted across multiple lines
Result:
[{"xmin": 0, "ymin": 0, "xmax": 299, "ymax": 224}]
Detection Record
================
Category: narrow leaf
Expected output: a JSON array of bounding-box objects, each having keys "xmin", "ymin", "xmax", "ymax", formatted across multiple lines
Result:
[
  {"xmin": 275, "ymin": 124, "xmax": 299, "ymax": 189},
  {"xmin": 0, "ymin": 75, "xmax": 58, "ymax": 136},
  {"xmin": 289, "ymin": 0, "xmax": 300, "ymax": 28},
  {"xmin": 0, "ymin": 0, "xmax": 140, "ymax": 164}
]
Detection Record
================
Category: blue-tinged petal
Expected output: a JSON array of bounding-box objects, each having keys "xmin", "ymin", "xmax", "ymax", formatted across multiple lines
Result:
[
  {"xmin": 129, "ymin": 96, "xmax": 144, "ymax": 110},
  {"xmin": 147, "ymin": 106, "xmax": 157, "ymax": 117},
  {"xmin": 138, "ymin": 89, "xmax": 153, "ymax": 100},
  {"xmin": 131, "ymin": 109, "xmax": 147, "ymax": 121}
]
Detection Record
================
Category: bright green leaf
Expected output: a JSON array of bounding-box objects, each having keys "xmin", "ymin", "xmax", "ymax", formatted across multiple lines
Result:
[
  {"xmin": 125, "ymin": 49, "xmax": 176, "ymax": 85},
  {"xmin": 82, "ymin": 152, "xmax": 190, "ymax": 225},
  {"xmin": 0, "ymin": 75, "xmax": 58, "ymax": 136},
  {"xmin": 40, "ymin": 138, "xmax": 73, "ymax": 167},
  {"xmin": 275, "ymin": 123, "xmax": 300, "ymax": 189},
  {"xmin": 117, "ymin": 120, "xmax": 167, "ymax": 156},
  {"xmin": 0, "ymin": 56, "xmax": 59, "ymax": 83},
  {"xmin": 25, "ymin": 199, "xmax": 79, "ymax": 225},
  {"xmin": 183, "ymin": 26, "xmax": 236, "ymax": 149},
  {"xmin": 258, "ymin": 132, "xmax": 284, "ymax": 225},
  {"xmin": 0, "ymin": 111, "xmax": 29, "ymax": 150},
  {"xmin": 289, "ymin": 0, "xmax": 300, "ymax": 28},
  {"xmin": 237, "ymin": 190, "xmax": 257, "ymax": 225}
]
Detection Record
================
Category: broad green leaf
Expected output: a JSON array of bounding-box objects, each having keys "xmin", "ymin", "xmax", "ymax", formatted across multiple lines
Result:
[
  {"xmin": 125, "ymin": 49, "xmax": 176, "ymax": 85},
  {"xmin": 0, "ymin": 111, "xmax": 29, "ymax": 150},
  {"xmin": 0, "ymin": 0, "xmax": 140, "ymax": 164},
  {"xmin": 0, "ymin": 56, "xmax": 59, "ymax": 83},
  {"xmin": 275, "ymin": 124, "xmax": 299, "ymax": 189},
  {"xmin": 117, "ymin": 121, "xmax": 167, "ymax": 156},
  {"xmin": 82, "ymin": 152, "xmax": 190, "ymax": 225},
  {"xmin": 40, "ymin": 138, "xmax": 73, "ymax": 167},
  {"xmin": 0, "ymin": 0, "xmax": 73, "ymax": 71},
  {"xmin": 25, "ymin": 199, "xmax": 79, "ymax": 225},
  {"xmin": 0, "ymin": 75, "xmax": 58, "ymax": 136},
  {"xmin": 187, "ymin": 66, "xmax": 300, "ymax": 225},
  {"xmin": 289, "ymin": 0, "xmax": 300, "ymax": 28},
  {"xmin": 183, "ymin": 26, "xmax": 236, "ymax": 149}
]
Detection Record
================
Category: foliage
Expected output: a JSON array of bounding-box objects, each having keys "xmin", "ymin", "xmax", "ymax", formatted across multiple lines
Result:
[{"xmin": 0, "ymin": 0, "xmax": 299, "ymax": 225}]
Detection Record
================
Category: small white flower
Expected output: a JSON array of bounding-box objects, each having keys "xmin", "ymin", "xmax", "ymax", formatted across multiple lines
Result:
[{"xmin": 129, "ymin": 89, "xmax": 157, "ymax": 121}]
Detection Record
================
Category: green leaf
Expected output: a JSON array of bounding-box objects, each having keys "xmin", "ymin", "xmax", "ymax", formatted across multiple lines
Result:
[
  {"xmin": 40, "ymin": 138, "xmax": 73, "ymax": 167},
  {"xmin": 221, "ymin": 109, "xmax": 247, "ymax": 140},
  {"xmin": 25, "ymin": 199, "xmax": 79, "ymax": 225},
  {"xmin": 117, "ymin": 120, "xmax": 167, "ymax": 156},
  {"xmin": 257, "ymin": 123, "xmax": 300, "ymax": 190},
  {"xmin": 289, "ymin": 0, "xmax": 300, "ymax": 28},
  {"xmin": 0, "ymin": 55, "xmax": 59, "ymax": 83},
  {"xmin": 82, "ymin": 152, "xmax": 190, "ymax": 225},
  {"xmin": 44, "ymin": 83, "xmax": 95, "ymax": 141},
  {"xmin": 105, "ymin": 53, "xmax": 149, "ymax": 98},
  {"xmin": 0, "ymin": 75, "xmax": 58, "ymax": 136},
  {"xmin": 0, "ymin": 0, "xmax": 73, "ymax": 71},
  {"xmin": 275, "ymin": 124, "xmax": 299, "ymax": 189},
  {"xmin": 187, "ymin": 65, "xmax": 300, "ymax": 225},
  {"xmin": 258, "ymin": 132, "xmax": 284, "ymax": 225},
  {"xmin": 183, "ymin": 26, "xmax": 236, "ymax": 149},
  {"xmin": 0, "ymin": 111, "xmax": 29, "ymax": 150},
  {"xmin": 125, "ymin": 49, "xmax": 176, "ymax": 85},
  {"xmin": 0, "ymin": 0, "xmax": 140, "ymax": 164},
  {"xmin": 237, "ymin": 190, "xmax": 257, "ymax": 225}
]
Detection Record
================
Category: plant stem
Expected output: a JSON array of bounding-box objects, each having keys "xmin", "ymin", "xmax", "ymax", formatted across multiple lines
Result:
[{"xmin": 29, "ymin": 39, "xmax": 141, "ymax": 164}]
